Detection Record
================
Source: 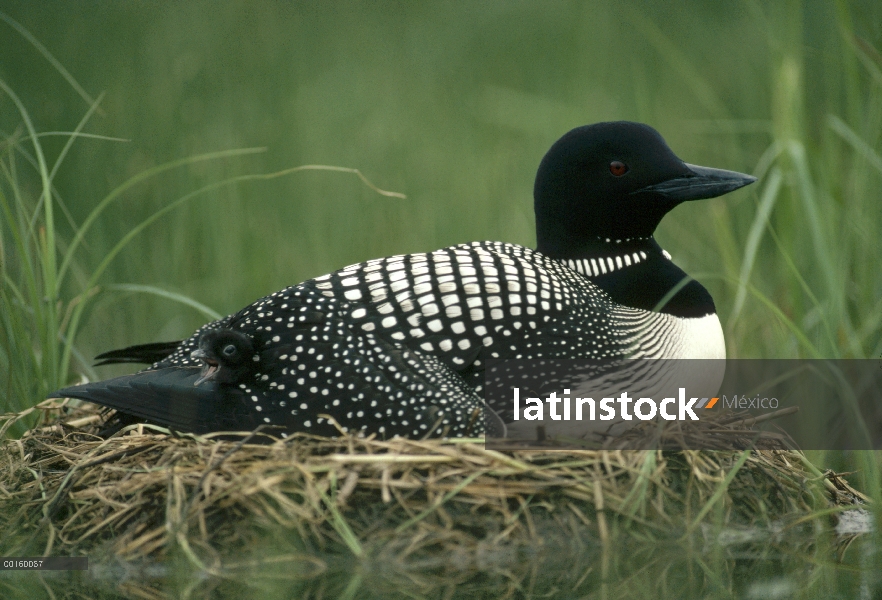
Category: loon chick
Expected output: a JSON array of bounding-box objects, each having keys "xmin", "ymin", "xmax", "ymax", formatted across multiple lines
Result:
[
  {"xmin": 191, "ymin": 329, "xmax": 256, "ymax": 386},
  {"xmin": 51, "ymin": 121, "xmax": 755, "ymax": 439}
]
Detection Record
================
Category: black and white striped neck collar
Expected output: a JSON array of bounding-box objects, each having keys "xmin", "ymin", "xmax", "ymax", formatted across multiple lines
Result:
[
  {"xmin": 559, "ymin": 236, "xmax": 666, "ymax": 278},
  {"xmin": 554, "ymin": 238, "xmax": 716, "ymax": 318}
]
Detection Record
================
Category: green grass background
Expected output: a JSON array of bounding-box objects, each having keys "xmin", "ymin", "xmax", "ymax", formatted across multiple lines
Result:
[
  {"xmin": 1, "ymin": 1, "xmax": 881, "ymax": 422},
  {"xmin": 2, "ymin": 2, "xmax": 882, "ymax": 595}
]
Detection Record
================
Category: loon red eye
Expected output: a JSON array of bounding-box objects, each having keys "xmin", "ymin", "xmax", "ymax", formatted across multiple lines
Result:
[{"xmin": 609, "ymin": 161, "xmax": 628, "ymax": 176}]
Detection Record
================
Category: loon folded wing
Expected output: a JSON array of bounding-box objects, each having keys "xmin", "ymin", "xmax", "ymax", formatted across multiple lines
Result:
[{"xmin": 50, "ymin": 368, "xmax": 258, "ymax": 434}]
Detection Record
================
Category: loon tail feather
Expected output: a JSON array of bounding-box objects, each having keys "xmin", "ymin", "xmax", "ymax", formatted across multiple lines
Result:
[{"xmin": 94, "ymin": 341, "xmax": 183, "ymax": 366}]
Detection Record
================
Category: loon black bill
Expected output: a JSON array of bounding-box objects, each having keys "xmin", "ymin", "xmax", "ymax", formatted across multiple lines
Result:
[{"xmin": 634, "ymin": 163, "xmax": 757, "ymax": 201}]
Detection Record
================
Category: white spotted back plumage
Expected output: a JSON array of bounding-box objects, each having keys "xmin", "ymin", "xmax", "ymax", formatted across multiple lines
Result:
[{"xmin": 145, "ymin": 241, "xmax": 719, "ymax": 438}]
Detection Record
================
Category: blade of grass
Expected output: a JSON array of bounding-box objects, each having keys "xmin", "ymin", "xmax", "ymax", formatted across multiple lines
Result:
[
  {"xmin": 737, "ymin": 280, "xmax": 823, "ymax": 359},
  {"xmin": 0, "ymin": 77, "xmax": 57, "ymax": 388},
  {"xmin": 0, "ymin": 11, "xmax": 100, "ymax": 113},
  {"xmin": 395, "ymin": 470, "xmax": 483, "ymax": 533},
  {"xmin": 314, "ymin": 475, "xmax": 363, "ymax": 557},
  {"xmin": 2, "ymin": 128, "xmax": 87, "ymax": 239},
  {"xmin": 827, "ymin": 114, "xmax": 882, "ymax": 176},
  {"xmin": 786, "ymin": 140, "xmax": 861, "ymax": 357},
  {"xmin": 26, "ymin": 93, "xmax": 107, "ymax": 239},
  {"xmin": 620, "ymin": 452, "xmax": 656, "ymax": 520},
  {"xmin": 47, "ymin": 93, "xmax": 107, "ymax": 183},
  {"xmin": 730, "ymin": 167, "xmax": 783, "ymax": 321},
  {"xmin": 761, "ymin": 216, "xmax": 839, "ymax": 356},
  {"xmin": 105, "ymin": 283, "xmax": 223, "ymax": 321},
  {"xmin": 682, "ymin": 448, "xmax": 751, "ymax": 537}
]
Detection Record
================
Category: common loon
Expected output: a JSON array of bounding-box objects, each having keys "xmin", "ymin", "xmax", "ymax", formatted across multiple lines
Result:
[{"xmin": 51, "ymin": 122, "xmax": 756, "ymax": 439}]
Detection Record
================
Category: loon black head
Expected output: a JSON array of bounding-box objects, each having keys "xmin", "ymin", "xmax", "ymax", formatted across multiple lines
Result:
[
  {"xmin": 191, "ymin": 329, "xmax": 256, "ymax": 386},
  {"xmin": 535, "ymin": 122, "xmax": 756, "ymax": 317},
  {"xmin": 534, "ymin": 121, "xmax": 756, "ymax": 258}
]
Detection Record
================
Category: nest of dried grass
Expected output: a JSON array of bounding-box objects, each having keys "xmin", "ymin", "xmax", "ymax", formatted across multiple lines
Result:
[{"xmin": 0, "ymin": 398, "xmax": 869, "ymax": 597}]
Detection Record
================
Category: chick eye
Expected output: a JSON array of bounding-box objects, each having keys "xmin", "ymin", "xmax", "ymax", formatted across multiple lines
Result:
[
  {"xmin": 609, "ymin": 161, "xmax": 629, "ymax": 176},
  {"xmin": 222, "ymin": 344, "xmax": 237, "ymax": 357}
]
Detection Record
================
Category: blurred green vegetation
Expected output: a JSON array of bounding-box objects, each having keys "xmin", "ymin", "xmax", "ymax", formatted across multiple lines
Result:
[
  {"xmin": 1, "ymin": 2, "xmax": 881, "ymax": 404},
  {"xmin": 1, "ymin": 2, "xmax": 882, "ymax": 595}
]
